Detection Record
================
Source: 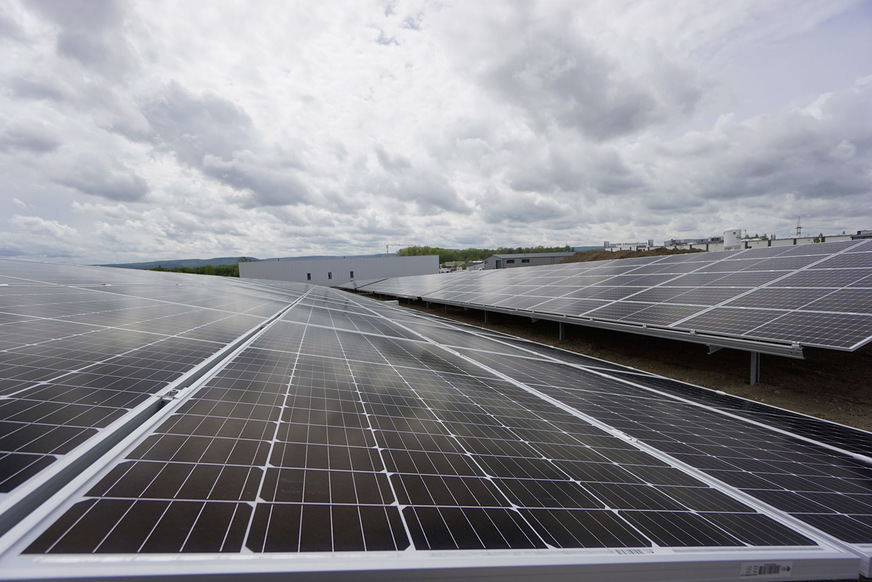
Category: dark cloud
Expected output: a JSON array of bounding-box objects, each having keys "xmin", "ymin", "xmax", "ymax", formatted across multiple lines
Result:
[
  {"xmin": 479, "ymin": 189, "xmax": 571, "ymax": 225},
  {"xmin": 477, "ymin": 22, "xmax": 701, "ymax": 140},
  {"xmin": 366, "ymin": 144, "xmax": 467, "ymax": 214},
  {"xmin": 374, "ymin": 144, "xmax": 411, "ymax": 171},
  {"xmin": 402, "ymin": 16, "xmax": 422, "ymax": 31},
  {"xmin": 53, "ymin": 154, "xmax": 149, "ymax": 202},
  {"xmin": 0, "ymin": 6, "xmax": 23, "ymax": 41},
  {"xmin": 7, "ymin": 76, "xmax": 67, "ymax": 101},
  {"xmin": 26, "ymin": 0, "xmax": 138, "ymax": 79},
  {"xmin": 399, "ymin": 176, "xmax": 466, "ymax": 214},
  {"xmin": 508, "ymin": 147, "xmax": 642, "ymax": 196},
  {"xmin": 143, "ymin": 81, "xmax": 253, "ymax": 166},
  {"xmin": 376, "ymin": 30, "xmax": 398, "ymax": 46},
  {"xmin": 204, "ymin": 154, "xmax": 311, "ymax": 208},
  {"xmin": 607, "ymin": 80, "xmax": 872, "ymax": 241},
  {"xmin": 365, "ymin": 167, "xmax": 468, "ymax": 215},
  {"xmin": 0, "ymin": 121, "xmax": 60, "ymax": 153},
  {"xmin": 142, "ymin": 82, "xmax": 311, "ymax": 207},
  {"xmin": 650, "ymin": 81, "xmax": 872, "ymax": 209}
]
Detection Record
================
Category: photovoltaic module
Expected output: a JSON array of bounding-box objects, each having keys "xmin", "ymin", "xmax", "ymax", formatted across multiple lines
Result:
[
  {"xmin": 344, "ymin": 239, "xmax": 872, "ymax": 354},
  {"xmin": 0, "ymin": 257, "xmax": 871, "ymax": 581}
]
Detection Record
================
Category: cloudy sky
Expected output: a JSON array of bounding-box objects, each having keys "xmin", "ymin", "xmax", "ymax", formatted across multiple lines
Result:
[{"xmin": 1, "ymin": 0, "xmax": 871, "ymax": 264}]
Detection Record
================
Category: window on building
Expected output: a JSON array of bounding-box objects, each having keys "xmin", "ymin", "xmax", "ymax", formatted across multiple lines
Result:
[
  {"xmin": 350, "ymin": 271, "xmax": 354, "ymax": 279},
  {"xmin": 328, "ymin": 272, "xmax": 332, "ymax": 280},
  {"xmin": 306, "ymin": 273, "xmax": 311, "ymax": 280},
  {"xmin": 521, "ymin": 259, "xmax": 530, "ymax": 263},
  {"xmin": 506, "ymin": 259, "xmax": 515, "ymax": 264}
]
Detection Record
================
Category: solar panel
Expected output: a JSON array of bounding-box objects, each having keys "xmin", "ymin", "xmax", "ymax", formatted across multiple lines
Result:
[
  {"xmin": 1, "ymin": 260, "xmax": 871, "ymax": 581},
  {"xmin": 0, "ymin": 260, "xmax": 303, "ymax": 506},
  {"xmin": 350, "ymin": 240, "xmax": 872, "ymax": 354}
]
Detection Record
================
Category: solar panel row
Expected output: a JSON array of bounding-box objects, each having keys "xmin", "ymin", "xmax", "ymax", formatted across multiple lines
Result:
[
  {"xmin": 0, "ymin": 260, "xmax": 870, "ymax": 581},
  {"xmin": 0, "ymin": 264, "xmax": 301, "ymax": 502},
  {"xmin": 345, "ymin": 240, "xmax": 872, "ymax": 352}
]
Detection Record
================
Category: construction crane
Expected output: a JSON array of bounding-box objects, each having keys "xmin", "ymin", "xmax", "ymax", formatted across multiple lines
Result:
[{"xmin": 385, "ymin": 243, "xmax": 414, "ymax": 257}]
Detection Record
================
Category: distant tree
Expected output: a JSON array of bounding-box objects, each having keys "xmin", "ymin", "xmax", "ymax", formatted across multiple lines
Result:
[
  {"xmin": 148, "ymin": 264, "xmax": 238, "ymax": 277},
  {"xmin": 398, "ymin": 244, "xmax": 570, "ymax": 266}
]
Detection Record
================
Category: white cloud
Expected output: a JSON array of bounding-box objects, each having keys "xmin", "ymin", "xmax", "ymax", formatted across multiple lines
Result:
[
  {"xmin": 0, "ymin": 0, "xmax": 869, "ymax": 264},
  {"xmin": 8, "ymin": 214, "xmax": 75, "ymax": 237}
]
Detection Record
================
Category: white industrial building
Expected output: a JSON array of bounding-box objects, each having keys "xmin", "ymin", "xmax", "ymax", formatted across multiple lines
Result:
[
  {"xmin": 239, "ymin": 255, "xmax": 439, "ymax": 286},
  {"xmin": 662, "ymin": 232, "xmax": 857, "ymax": 252}
]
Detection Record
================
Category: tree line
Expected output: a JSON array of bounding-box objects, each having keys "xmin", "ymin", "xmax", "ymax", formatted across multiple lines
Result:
[
  {"xmin": 397, "ymin": 245, "xmax": 571, "ymax": 265},
  {"xmin": 149, "ymin": 264, "xmax": 239, "ymax": 277}
]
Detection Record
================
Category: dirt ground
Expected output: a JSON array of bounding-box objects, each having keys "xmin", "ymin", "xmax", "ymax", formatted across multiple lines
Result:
[
  {"xmin": 402, "ymin": 301, "xmax": 872, "ymax": 433},
  {"xmin": 561, "ymin": 247, "xmax": 706, "ymax": 262}
]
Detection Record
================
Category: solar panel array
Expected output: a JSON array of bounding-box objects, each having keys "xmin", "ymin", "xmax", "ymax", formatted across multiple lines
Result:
[
  {"xmin": 344, "ymin": 239, "xmax": 872, "ymax": 352},
  {"xmin": 1, "ymin": 259, "xmax": 871, "ymax": 581}
]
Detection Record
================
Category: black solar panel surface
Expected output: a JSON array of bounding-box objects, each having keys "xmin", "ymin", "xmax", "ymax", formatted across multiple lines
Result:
[
  {"xmin": 2, "ymin": 260, "xmax": 872, "ymax": 581},
  {"xmin": 24, "ymin": 300, "xmax": 819, "ymax": 555},
  {"xmin": 0, "ymin": 260, "xmax": 301, "ymax": 496},
  {"xmin": 350, "ymin": 240, "xmax": 872, "ymax": 351}
]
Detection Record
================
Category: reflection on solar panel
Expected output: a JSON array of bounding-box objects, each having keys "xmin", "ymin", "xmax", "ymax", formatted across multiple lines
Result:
[
  {"xmin": 344, "ymin": 240, "xmax": 872, "ymax": 355},
  {"xmin": 1, "ymin": 259, "xmax": 871, "ymax": 581}
]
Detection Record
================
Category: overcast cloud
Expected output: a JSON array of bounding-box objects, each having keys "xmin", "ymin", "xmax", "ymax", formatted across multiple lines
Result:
[{"xmin": 1, "ymin": 0, "xmax": 870, "ymax": 263}]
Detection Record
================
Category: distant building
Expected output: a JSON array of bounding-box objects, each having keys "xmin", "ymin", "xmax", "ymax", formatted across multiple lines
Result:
[
  {"xmin": 664, "ymin": 236, "xmax": 724, "ymax": 246},
  {"xmin": 482, "ymin": 252, "xmax": 575, "ymax": 270},
  {"xmin": 663, "ymin": 233, "xmax": 857, "ymax": 252},
  {"xmin": 603, "ymin": 240, "xmax": 655, "ymax": 251},
  {"xmin": 239, "ymin": 255, "xmax": 439, "ymax": 286}
]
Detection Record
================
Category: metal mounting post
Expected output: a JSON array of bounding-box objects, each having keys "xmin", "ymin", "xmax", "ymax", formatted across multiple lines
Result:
[
  {"xmin": 559, "ymin": 321, "xmax": 565, "ymax": 341},
  {"xmin": 750, "ymin": 352, "xmax": 761, "ymax": 386}
]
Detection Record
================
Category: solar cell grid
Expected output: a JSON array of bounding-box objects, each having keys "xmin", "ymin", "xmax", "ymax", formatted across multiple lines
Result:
[
  {"xmin": 530, "ymin": 297, "xmax": 607, "ymax": 315},
  {"xmin": 4, "ymin": 259, "xmax": 872, "ymax": 581},
  {"xmin": 0, "ymin": 263, "xmax": 313, "ymax": 513},
  {"xmin": 619, "ymin": 287, "xmax": 687, "ymax": 302},
  {"xmin": 696, "ymin": 258, "xmax": 767, "ymax": 273},
  {"xmin": 769, "ymin": 268, "xmax": 871, "ymax": 287},
  {"xmin": 802, "ymin": 288, "xmax": 872, "ymax": 313},
  {"xmin": 618, "ymin": 304, "xmax": 705, "ymax": 326},
  {"xmin": 583, "ymin": 302, "xmax": 651, "ymax": 321},
  {"xmin": 751, "ymin": 312, "xmax": 872, "ymax": 349},
  {"xmin": 675, "ymin": 307, "xmax": 785, "ymax": 335},
  {"xmin": 589, "ymin": 286, "xmax": 646, "ymax": 300},
  {"xmin": 747, "ymin": 255, "xmax": 824, "ymax": 271},
  {"xmin": 348, "ymin": 241, "xmax": 872, "ymax": 354},
  {"xmin": 811, "ymin": 252, "xmax": 872, "ymax": 269},
  {"xmin": 520, "ymin": 370, "xmax": 872, "ymax": 546},
  {"xmin": 704, "ymin": 270, "xmax": 786, "ymax": 286},
  {"xmin": 0, "ymin": 319, "xmax": 103, "ymax": 351},
  {"xmin": 723, "ymin": 288, "xmax": 825, "ymax": 310},
  {"xmin": 490, "ymin": 295, "xmax": 549, "ymax": 310},
  {"xmin": 620, "ymin": 263, "xmax": 674, "ymax": 274},
  {"xmin": 353, "ymin": 343, "xmax": 803, "ymax": 553},
  {"xmin": 788, "ymin": 240, "xmax": 867, "ymax": 254},
  {"xmin": 662, "ymin": 287, "xmax": 747, "ymax": 305}
]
